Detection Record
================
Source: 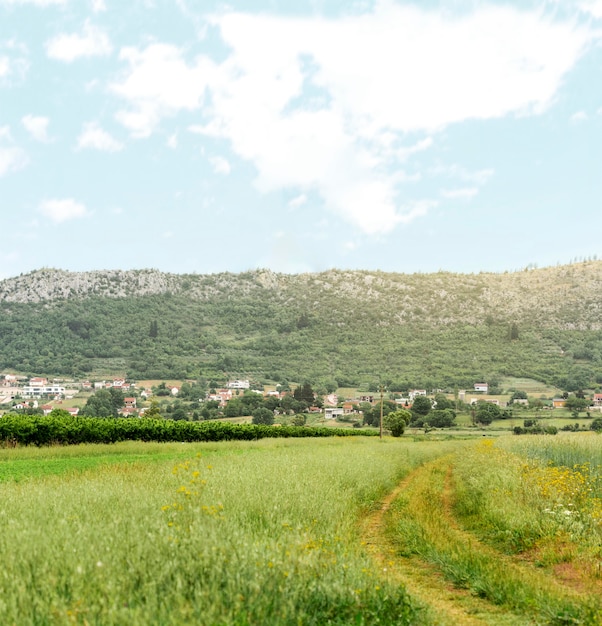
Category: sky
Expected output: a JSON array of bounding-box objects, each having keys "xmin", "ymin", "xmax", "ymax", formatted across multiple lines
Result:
[{"xmin": 1, "ymin": 0, "xmax": 601, "ymax": 279}]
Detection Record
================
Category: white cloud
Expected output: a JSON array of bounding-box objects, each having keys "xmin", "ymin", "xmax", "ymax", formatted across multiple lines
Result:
[
  {"xmin": 0, "ymin": 57, "xmax": 9, "ymax": 78},
  {"xmin": 0, "ymin": 0, "xmax": 66, "ymax": 5},
  {"xmin": 580, "ymin": 0, "xmax": 602, "ymax": 18},
  {"xmin": 432, "ymin": 164, "xmax": 495, "ymax": 186},
  {"xmin": 441, "ymin": 187, "xmax": 479, "ymax": 200},
  {"xmin": 166, "ymin": 133, "xmax": 178, "ymax": 149},
  {"xmin": 22, "ymin": 115, "xmax": 50, "ymax": 142},
  {"xmin": 0, "ymin": 42, "xmax": 30, "ymax": 86},
  {"xmin": 111, "ymin": 2, "xmax": 592, "ymax": 235},
  {"xmin": 91, "ymin": 0, "xmax": 106, "ymax": 12},
  {"xmin": 288, "ymin": 193, "xmax": 307, "ymax": 209},
  {"xmin": 76, "ymin": 122, "xmax": 123, "ymax": 152},
  {"xmin": 39, "ymin": 199, "xmax": 89, "ymax": 223},
  {"xmin": 570, "ymin": 110, "xmax": 588, "ymax": 123},
  {"xmin": 209, "ymin": 155, "xmax": 231, "ymax": 175},
  {"xmin": 111, "ymin": 44, "xmax": 213, "ymax": 137},
  {"xmin": 46, "ymin": 21, "xmax": 112, "ymax": 62},
  {"xmin": 0, "ymin": 126, "xmax": 27, "ymax": 177}
]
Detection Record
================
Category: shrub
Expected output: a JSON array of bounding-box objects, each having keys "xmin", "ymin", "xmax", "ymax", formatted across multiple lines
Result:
[
  {"xmin": 591, "ymin": 417, "xmax": 602, "ymax": 432},
  {"xmin": 384, "ymin": 410, "xmax": 411, "ymax": 437},
  {"xmin": 251, "ymin": 407, "xmax": 275, "ymax": 426},
  {"xmin": 426, "ymin": 409, "xmax": 456, "ymax": 428}
]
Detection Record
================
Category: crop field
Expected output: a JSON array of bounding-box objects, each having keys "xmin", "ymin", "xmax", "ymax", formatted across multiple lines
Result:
[{"xmin": 0, "ymin": 434, "xmax": 600, "ymax": 625}]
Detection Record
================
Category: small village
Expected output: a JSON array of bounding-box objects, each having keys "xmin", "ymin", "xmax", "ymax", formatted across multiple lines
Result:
[{"xmin": 2, "ymin": 373, "xmax": 602, "ymax": 422}]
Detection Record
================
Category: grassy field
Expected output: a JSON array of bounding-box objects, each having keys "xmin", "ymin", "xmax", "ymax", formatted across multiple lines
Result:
[
  {"xmin": 1, "ymin": 434, "xmax": 601, "ymax": 624},
  {"xmin": 499, "ymin": 377, "xmax": 563, "ymax": 398}
]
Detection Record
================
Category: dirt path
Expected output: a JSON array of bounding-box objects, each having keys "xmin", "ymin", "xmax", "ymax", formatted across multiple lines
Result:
[
  {"xmin": 362, "ymin": 466, "xmax": 506, "ymax": 626},
  {"xmin": 361, "ymin": 454, "xmax": 596, "ymax": 625}
]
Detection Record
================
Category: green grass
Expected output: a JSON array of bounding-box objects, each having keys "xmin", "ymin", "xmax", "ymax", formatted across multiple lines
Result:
[
  {"xmin": 4, "ymin": 434, "xmax": 601, "ymax": 624},
  {"xmin": 0, "ymin": 441, "xmax": 201, "ymax": 482},
  {"xmin": 0, "ymin": 437, "xmax": 438, "ymax": 625},
  {"xmin": 499, "ymin": 377, "xmax": 562, "ymax": 397},
  {"xmin": 384, "ymin": 439, "xmax": 602, "ymax": 624}
]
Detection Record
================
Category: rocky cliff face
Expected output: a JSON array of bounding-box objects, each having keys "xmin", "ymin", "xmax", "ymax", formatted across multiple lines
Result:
[{"xmin": 2, "ymin": 262, "xmax": 602, "ymax": 330}]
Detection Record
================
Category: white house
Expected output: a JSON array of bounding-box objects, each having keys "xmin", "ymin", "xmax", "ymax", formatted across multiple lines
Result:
[
  {"xmin": 474, "ymin": 383, "xmax": 489, "ymax": 393},
  {"xmin": 22, "ymin": 385, "xmax": 65, "ymax": 397},
  {"xmin": 325, "ymin": 408, "xmax": 344, "ymax": 419},
  {"xmin": 228, "ymin": 380, "xmax": 250, "ymax": 389}
]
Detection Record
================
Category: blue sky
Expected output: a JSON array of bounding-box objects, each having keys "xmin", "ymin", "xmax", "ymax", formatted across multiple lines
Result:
[{"xmin": 1, "ymin": 0, "xmax": 601, "ymax": 279}]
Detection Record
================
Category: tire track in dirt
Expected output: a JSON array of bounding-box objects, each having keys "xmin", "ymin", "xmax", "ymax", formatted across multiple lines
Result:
[
  {"xmin": 362, "ymin": 454, "xmax": 596, "ymax": 626},
  {"xmin": 362, "ymin": 466, "xmax": 499, "ymax": 626},
  {"xmin": 438, "ymin": 460, "xmax": 596, "ymax": 601}
]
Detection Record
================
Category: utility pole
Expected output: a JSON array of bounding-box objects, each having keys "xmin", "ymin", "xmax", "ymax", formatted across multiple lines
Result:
[{"xmin": 379, "ymin": 384, "xmax": 384, "ymax": 440}]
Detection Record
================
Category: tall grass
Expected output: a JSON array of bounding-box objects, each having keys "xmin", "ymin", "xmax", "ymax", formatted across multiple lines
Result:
[
  {"xmin": 498, "ymin": 432, "xmax": 602, "ymax": 480},
  {"xmin": 0, "ymin": 437, "xmax": 446, "ymax": 625},
  {"xmin": 384, "ymin": 439, "xmax": 602, "ymax": 624}
]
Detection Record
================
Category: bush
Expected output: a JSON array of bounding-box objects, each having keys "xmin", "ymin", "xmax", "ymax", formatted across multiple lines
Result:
[
  {"xmin": 0, "ymin": 414, "xmax": 379, "ymax": 446},
  {"xmin": 513, "ymin": 420, "xmax": 557, "ymax": 435},
  {"xmin": 591, "ymin": 417, "xmax": 602, "ymax": 432},
  {"xmin": 251, "ymin": 408, "xmax": 275, "ymax": 426},
  {"xmin": 475, "ymin": 402, "xmax": 504, "ymax": 424},
  {"xmin": 426, "ymin": 409, "xmax": 456, "ymax": 428},
  {"xmin": 383, "ymin": 410, "xmax": 411, "ymax": 437}
]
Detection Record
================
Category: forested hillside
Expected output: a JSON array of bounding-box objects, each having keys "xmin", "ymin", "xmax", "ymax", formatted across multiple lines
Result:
[{"xmin": 1, "ymin": 263, "xmax": 602, "ymax": 390}]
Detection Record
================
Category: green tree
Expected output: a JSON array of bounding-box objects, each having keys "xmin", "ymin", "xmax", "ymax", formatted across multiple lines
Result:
[
  {"xmin": 433, "ymin": 393, "xmax": 453, "ymax": 411},
  {"xmin": 590, "ymin": 417, "xmax": 602, "ymax": 432},
  {"xmin": 240, "ymin": 391, "xmax": 264, "ymax": 412},
  {"xmin": 384, "ymin": 410, "xmax": 411, "ymax": 437},
  {"xmin": 509, "ymin": 390, "xmax": 528, "ymax": 403},
  {"xmin": 172, "ymin": 407, "xmax": 187, "ymax": 421},
  {"xmin": 252, "ymin": 407, "xmax": 274, "ymax": 425},
  {"xmin": 224, "ymin": 398, "xmax": 243, "ymax": 417},
  {"xmin": 475, "ymin": 401, "xmax": 501, "ymax": 425},
  {"xmin": 145, "ymin": 400, "xmax": 163, "ymax": 419},
  {"xmin": 565, "ymin": 395, "xmax": 590, "ymax": 415},
  {"xmin": 362, "ymin": 400, "xmax": 397, "ymax": 427},
  {"xmin": 291, "ymin": 414, "xmax": 307, "ymax": 426},
  {"xmin": 293, "ymin": 382, "xmax": 315, "ymax": 405},
  {"xmin": 411, "ymin": 396, "xmax": 432, "ymax": 417},
  {"xmin": 427, "ymin": 409, "xmax": 456, "ymax": 428},
  {"xmin": 81, "ymin": 389, "xmax": 119, "ymax": 418}
]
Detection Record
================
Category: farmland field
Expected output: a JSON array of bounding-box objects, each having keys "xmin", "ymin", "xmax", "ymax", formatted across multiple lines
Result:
[{"xmin": 0, "ymin": 434, "xmax": 600, "ymax": 625}]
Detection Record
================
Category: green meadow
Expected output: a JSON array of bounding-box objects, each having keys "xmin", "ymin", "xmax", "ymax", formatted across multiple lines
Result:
[{"xmin": 0, "ymin": 434, "xmax": 601, "ymax": 625}]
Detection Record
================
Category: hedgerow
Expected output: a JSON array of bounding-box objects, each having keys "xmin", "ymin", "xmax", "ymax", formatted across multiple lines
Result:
[{"xmin": 0, "ymin": 414, "xmax": 377, "ymax": 446}]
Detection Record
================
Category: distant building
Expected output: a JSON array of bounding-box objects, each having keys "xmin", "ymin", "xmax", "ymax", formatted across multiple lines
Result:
[
  {"xmin": 325, "ymin": 408, "xmax": 344, "ymax": 419},
  {"xmin": 474, "ymin": 383, "xmax": 488, "ymax": 393},
  {"xmin": 228, "ymin": 380, "xmax": 250, "ymax": 389},
  {"xmin": 22, "ymin": 384, "xmax": 65, "ymax": 397},
  {"xmin": 323, "ymin": 394, "xmax": 338, "ymax": 407}
]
